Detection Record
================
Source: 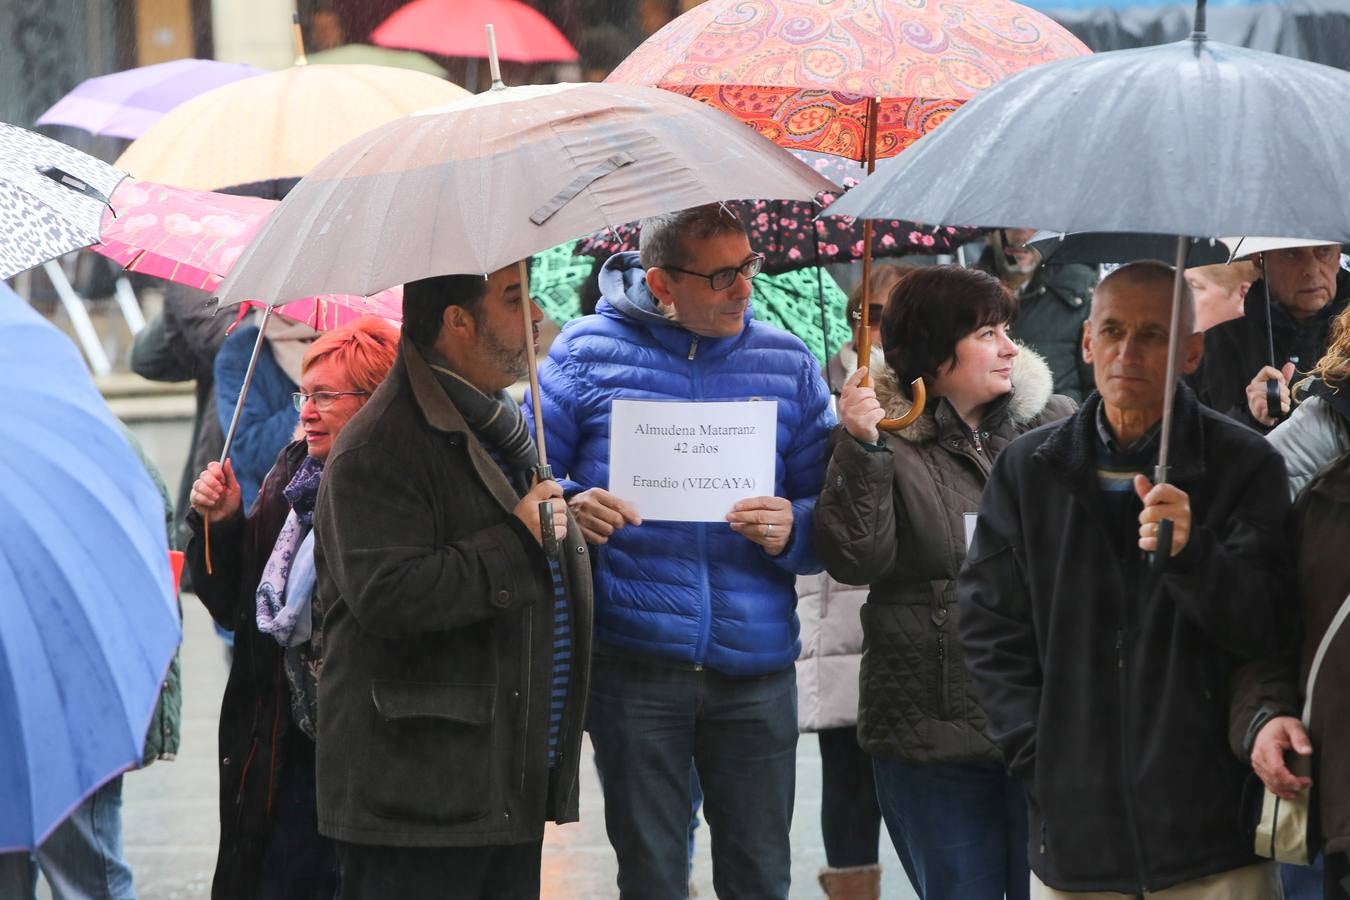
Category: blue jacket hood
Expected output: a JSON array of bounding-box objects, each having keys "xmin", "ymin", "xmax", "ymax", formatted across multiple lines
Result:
[{"xmin": 597, "ymin": 251, "xmax": 755, "ymax": 352}]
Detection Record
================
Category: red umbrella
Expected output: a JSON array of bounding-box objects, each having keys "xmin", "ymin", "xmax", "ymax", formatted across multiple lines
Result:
[
  {"xmin": 607, "ymin": 0, "xmax": 1089, "ymax": 428},
  {"xmin": 372, "ymin": 0, "xmax": 579, "ymax": 64}
]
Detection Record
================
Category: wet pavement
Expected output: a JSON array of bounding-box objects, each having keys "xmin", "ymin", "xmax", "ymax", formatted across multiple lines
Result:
[{"xmin": 99, "ymin": 597, "xmax": 913, "ymax": 899}]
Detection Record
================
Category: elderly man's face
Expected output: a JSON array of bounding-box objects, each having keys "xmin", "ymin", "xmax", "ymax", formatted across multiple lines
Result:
[
  {"xmin": 648, "ymin": 231, "xmax": 756, "ymax": 339},
  {"xmin": 1264, "ymin": 244, "xmax": 1341, "ymax": 319},
  {"xmin": 1083, "ymin": 277, "xmax": 1202, "ymax": 417}
]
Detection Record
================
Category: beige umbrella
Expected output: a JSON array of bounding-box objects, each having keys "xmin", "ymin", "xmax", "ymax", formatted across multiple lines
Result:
[
  {"xmin": 213, "ymin": 79, "xmax": 836, "ymax": 308},
  {"xmin": 115, "ymin": 64, "xmax": 468, "ymax": 191}
]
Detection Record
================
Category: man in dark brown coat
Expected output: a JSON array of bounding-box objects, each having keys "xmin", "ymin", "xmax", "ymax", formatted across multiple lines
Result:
[{"xmin": 313, "ymin": 268, "xmax": 593, "ymax": 899}]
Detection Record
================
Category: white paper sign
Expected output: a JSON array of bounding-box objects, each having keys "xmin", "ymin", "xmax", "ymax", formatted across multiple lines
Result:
[{"xmin": 608, "ymin": 399, "xmax": 778, "ymax": 522}]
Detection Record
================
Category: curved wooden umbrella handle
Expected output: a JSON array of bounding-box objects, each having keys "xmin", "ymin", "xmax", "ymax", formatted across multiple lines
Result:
[
  {"xmin": 879, "ymin": 377, "xmax": 926, "ymax": 432},
  {"xmin": 857, "ymin": 340, "xmax": 927, "ymax": 432}
]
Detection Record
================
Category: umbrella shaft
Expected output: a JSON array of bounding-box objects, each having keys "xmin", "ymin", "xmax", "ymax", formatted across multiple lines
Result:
[
  {"xmin": 220, "ymin": 305, "xmax": 272, "ymax": 462},
  {"xmin": 519, "ymin": 259, "xmax": 548, "ymax": 465},
  {"xmin": 1155, "ymin": 237, "xmax": 1189, "ymax": 483}
]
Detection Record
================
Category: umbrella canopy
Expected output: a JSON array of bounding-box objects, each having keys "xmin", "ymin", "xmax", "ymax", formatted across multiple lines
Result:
[
  {"xmin": 213, "ymin": 81, "xmax": 835, "ymax": 308},
  {"xmin": 0, "ymin": 286, "xmax": 180, "ymax": 851},
  {"xmin": 36, "ymin": 58, "xmax": 265, "ymax": 139},
  {"xmin": 92, "ymin": 178, "xmax": 402, "ymax": 331},
  {"xmin": 606, "ymin": 0, "xmax": 1089, "ymax": 161},
  {"xmin": 1028, "ymin": 231, "xmax": 1232, "ymax": 266},
  {"xmin": 823, "ymin": 17, "xmax": 1350, "ymax": 489},
  {"xmin": 305, "ymin": 44, "xmax": 448, "ymax": 77},
  {"xmin": 577, "ymin": 149, "xmax": 981, "ymax": 274},
  {"xmin": 0, "ymin": 123, "xmax": 126, "ymax": 280},
  {"xmin": 114, "ymin": 64, "xmax": 469, "ymax": 191},
  {"xmin": 825, "ymin": 36, "xmax": 1350, "ymax": 243},
  {"xmin": 372, "ymin": 0, "xmax": 579, "ymax": 63}
]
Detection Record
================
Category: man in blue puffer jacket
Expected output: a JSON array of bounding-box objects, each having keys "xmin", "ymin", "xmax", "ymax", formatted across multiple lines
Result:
[{"xmin": 527, "ymin": 204, "xmax": 833, "ymax": 899}]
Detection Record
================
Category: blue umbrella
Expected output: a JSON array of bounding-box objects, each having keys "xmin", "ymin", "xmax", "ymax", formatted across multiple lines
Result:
[{"xmin": 0, "ymin": 285, "xmax": 180, "ymax": 852}]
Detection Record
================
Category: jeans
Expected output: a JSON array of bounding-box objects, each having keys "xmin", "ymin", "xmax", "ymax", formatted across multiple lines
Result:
[
  {"xmin": 0, "ymin": 775, "xmax": 135, "ymax": 900},
  {"xmin": 587, "ymin": 651, "xmax": 798, "ymax": 900},
  {"xmin": 818, "ymin": 727, "xmax": 882, "ymax": 869},
  {"xmin": 873, "ymin": 758, "xmax": 1029, "ymax": 900},
  {"xmin": 1281, "ymin": 855, "xmax": 1322, "ymax": 900}
]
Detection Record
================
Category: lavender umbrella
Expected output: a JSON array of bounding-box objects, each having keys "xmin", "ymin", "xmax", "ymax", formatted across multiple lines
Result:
[{"xmin": 37, "ymin": 59, "xmax": 264, "ymax": 140}]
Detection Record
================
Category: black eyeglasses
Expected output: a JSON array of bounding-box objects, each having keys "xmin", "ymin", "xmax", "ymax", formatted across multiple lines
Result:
[
  {"xmin": 292, "ymin": 390, "xmax": 369, "ymax": 412},
  {"xmin": 661, "ymin": 254, "xmax": 765, "ymax": 291},
  {"xmin": 852, "ymin": 304, "xmax": 885, "ymax": 324}
]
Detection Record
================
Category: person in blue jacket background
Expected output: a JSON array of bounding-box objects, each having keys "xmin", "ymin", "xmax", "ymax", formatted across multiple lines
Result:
[{"xmin": 527, "ymin": 203, "xmax": 833, "ymax": 900}]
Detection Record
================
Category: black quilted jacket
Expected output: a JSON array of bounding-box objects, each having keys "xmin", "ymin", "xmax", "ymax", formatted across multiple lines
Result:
[{"xmin": 813, "ymin": 349, "xmax": 1072, "ymax": 763}]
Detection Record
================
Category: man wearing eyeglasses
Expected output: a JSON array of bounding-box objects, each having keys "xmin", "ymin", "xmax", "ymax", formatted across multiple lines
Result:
[{"xmin": 527, "ymin": 203, "xmax": 834, "ymax": 899}]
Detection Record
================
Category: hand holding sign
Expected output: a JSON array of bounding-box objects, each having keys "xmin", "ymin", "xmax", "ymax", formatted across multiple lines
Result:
[
  {"xmin": 726, "ymin": 496, "xmax": 793, "ymax": 556},
  {"xmin": 569, "ymin": 487, "xmax": 642, "ymax": 545}
]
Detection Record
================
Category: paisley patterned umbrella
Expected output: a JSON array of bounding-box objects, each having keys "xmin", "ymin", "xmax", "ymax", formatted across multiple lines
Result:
[{"xmin": 606, "ymin": 0, "xmax": 1090, "ymax": 162}]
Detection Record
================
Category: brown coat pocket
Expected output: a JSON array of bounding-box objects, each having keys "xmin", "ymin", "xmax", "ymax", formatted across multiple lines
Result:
[{"xmin": 366, "ymin": 681, "xmax": 496, "ymax": 824}]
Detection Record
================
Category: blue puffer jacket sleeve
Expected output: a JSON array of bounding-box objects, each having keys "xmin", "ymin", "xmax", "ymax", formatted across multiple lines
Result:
[
  {"xmin": 770, "ymin": 352, "xmax": 831, "ymax": 576},
  {"xmin": 529, "ymin": 336, "xmax": 585, "ymax": 499}
]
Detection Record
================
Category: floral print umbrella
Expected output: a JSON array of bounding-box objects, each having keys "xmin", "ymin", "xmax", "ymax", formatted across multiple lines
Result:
[
  {"xmin": 575, "ymin": 151, "xmax": 981, "ymax": 274},
  {"xmin": 606, "ymin": 0, "xmax": 1090, "ymax": 161}
]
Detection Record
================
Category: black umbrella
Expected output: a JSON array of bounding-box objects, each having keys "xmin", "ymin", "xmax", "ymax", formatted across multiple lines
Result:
[{"xmin": 824, "ymin": 0, "xmax": 1350, "ymax": 557}]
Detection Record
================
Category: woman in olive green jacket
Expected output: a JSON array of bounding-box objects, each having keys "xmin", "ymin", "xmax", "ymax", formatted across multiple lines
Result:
[{"xmin": 814, "ymin": 265, "xmax": 1073, "ymax": 900}]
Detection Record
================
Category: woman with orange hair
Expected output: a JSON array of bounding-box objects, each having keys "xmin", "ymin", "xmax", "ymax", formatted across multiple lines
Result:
[{"xmin": 185, "ymin": 317, "xmax": 399, "ymax": 900}]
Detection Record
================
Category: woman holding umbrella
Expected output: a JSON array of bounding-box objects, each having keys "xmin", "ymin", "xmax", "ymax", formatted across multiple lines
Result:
[
  {"xmin": 814, "ymin": 266, "xmax": 1073, "ymax": 900},
  {"xmin": 185, "ymin": 317, "xmax": 399, "ymax": 900}
]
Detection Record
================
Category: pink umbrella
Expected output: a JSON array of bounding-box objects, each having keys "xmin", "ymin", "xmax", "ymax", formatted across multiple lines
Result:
[
  {"xmin": 93, "ymin": 178, "xmax": 401, "ymax": 330},
  {"xmin": 372, "ymin": 0, "xmax": 578, "ymax": 63}
]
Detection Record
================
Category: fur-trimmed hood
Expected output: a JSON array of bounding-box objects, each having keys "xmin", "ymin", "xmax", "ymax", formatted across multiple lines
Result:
[{"xmin": 871, "ymin": 344, "xmax": 1056, "ymax": 443}]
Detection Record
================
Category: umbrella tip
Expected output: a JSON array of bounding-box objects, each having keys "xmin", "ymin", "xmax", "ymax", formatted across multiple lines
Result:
[
  {"xmin": 292, "ymin": 11, "xmax": 308, "ymax": 66},
  {"xmin": 1189, "ymin": 0, "xmax": 1207, "ymax": 42},
  {"xmin": 485, "ymin": 24, "xmax": 506, "ymax": 91}
]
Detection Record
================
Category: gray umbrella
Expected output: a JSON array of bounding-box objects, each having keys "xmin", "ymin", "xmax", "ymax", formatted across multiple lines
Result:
[
  {"xmin": 826, "ymin": 18, "xmax": 1350, "ymax": 243},
  {"xmin": 824, "ymin": 0, "xmax": 1350, "ymax": 557}
]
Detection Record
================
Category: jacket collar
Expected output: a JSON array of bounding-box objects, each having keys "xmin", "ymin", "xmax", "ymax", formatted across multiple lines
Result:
[
  {"xmin": 1036, "ymin": 381, "xmax": 1207, "ymax": 490},
  {"xmin": 400, "ymin": 335, "xmax": 525, "ymax": 513},
  {"xmin": 873, "ymin": 344, "xmax": 1056, "ymax": 445}
]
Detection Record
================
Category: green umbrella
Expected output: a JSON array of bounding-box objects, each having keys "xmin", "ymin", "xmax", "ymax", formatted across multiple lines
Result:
[{"xmin": 305, "ymin": 44, "xmax": 447, "ymax": 78}]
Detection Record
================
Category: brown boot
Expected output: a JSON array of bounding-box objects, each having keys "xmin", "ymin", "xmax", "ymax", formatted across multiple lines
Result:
[{"xmin": 817, "ymin": 864, "xmax": 882, "ymax": 900}]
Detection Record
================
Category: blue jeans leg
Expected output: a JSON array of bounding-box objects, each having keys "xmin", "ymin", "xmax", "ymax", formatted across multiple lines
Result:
[
  {"xmin": 1282, "ymin": 854, "xmax": 1324, "ymax": 900},
  {"xmin": 693, "ymin": 666, "xmax": 797, "ymax": 900},
  {"xmin": 36, "ymin": 775, "xmax": 136, "ymax": 900},
  {"xmin": 873, "ymin": 759, "xmax": 1028, "ymax": 900},
  {"xmin": 588, "ymin": 654, "xmax": 797, "ymax": 900},
  {"xmin": 588, "ymin": 653, "xmax": 701, "ymax": 900}
]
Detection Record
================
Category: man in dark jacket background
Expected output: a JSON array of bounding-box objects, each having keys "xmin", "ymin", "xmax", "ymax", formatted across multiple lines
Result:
[
  {"xmin": 958, "ymin": 262, "xmax": 1292, "ymax": 897},
  {"xmin": 978, "ymin": 228, "xmax": 1098, "ymax": 402},
  {"xmin": 1194, "ymin": 243, "xmax": 1347, "ymax": 431},
  {"xmin": 313, "ymin": 268, "xmax": 592, "ymax": 899}
]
